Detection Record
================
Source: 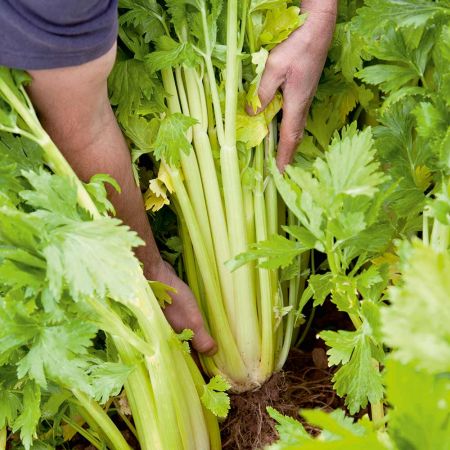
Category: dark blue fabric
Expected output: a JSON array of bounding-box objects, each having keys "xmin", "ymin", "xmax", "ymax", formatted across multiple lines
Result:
[{"xmin": 0, "ymin": 0, "xmax": 118, "ymax": 70}]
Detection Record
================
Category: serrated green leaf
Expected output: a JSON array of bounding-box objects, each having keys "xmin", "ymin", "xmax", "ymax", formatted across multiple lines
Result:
[
  {"xmin": 12, "ymin": 382, "xmax": 41, "ymax": 450},
  {"xmin": 108, "ymin": 58, "xmax": 156, "ymax": 125},
  {"xmin": 152, "ymin": 113, "xmax": 197, "ymax": 167},
  {"xmin": 308, "ymin": 273, "xmax": 333, "ymax": 306},
  {"xmin": 266, "ymin": 407, "xmax": 311, "ymax": 449},
  {"xmin": 16, "ymin": 322, "xmax": 97, "ymax": 391},
  {"xmin": 89, "ymin": 362, "xmax": 133, "ymax": 404},
  {"xmin": 226, "ymin": 234, "xmax": 311, "ymax": 271},
  {"xmin": 200, "ymin": 375, "xmax": 230, "ymax": 418},
  {"xmin": 0, "ymin": 390, "xmax": 21, "ymax": 428}
]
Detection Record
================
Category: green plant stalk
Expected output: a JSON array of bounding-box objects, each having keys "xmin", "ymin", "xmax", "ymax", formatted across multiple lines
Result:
[
  {"xmin": 184, "ymin": 356, "xmax": 222, "ymax": 450},
  {"xmin": 128, "ymin": 288, "xmax": 209, "ymax": 450},
  {"xmin": 243, "ymin": 185, "xmax": 256, "ymax": 244},
  {"xmin": 86, "ymin": 298, "xmax": 154, "ymax": 356},
  {"xmin": 131, "ymin": 289, "xmax": 210, "ymax": 450},
  {"xmin": 0, "ymin": 427, "xmax": 6, "ymax": 450},
  {"xmin": 222, "ymin": 0, "xmax": 261, "ymax": 378},
  {"xmin": 166, "ymin": 164, "xmax": 248, "ymax": 383},
  {"xmin": 182, "ymin": 67, "xmax": 238, "ymax": 328},
  {"xmin": 177, "ymin": 205, "xmax": 203, "ymax": 303},
  {"xmin": 62, "ymin": 414, "xmax": 103, "ymax": 450},
  {"xmin": 254, "ymin": 143, "xmax": 274, "ymax": 377},
  {"xmin": 203, "ymin": 74, "xmax": 220, "ymax": 156},
  {"xmin": 430, "ymin": 216, "xmax": 449, "ymax": 252},
  {"xmin": 276, "ymin": 262, "xmax": 301, "ymax": 370},
  {"xmin": 161, "ymin": 68, "xmax": 216, "ymax": 264},
  {"xmin": 171, "ymin": 346, "xmax": 211, "ymax": 450},
  {"xmin": 72, "ymin": 390, "xmax": 130, "ymax": 450},
  {"xmin": 200, "ymin": 6, "xmax": 225, "ymax": 145},
  {"xmin": 113, "ymin": 339, "xmax": 163, "ymax": 450}
]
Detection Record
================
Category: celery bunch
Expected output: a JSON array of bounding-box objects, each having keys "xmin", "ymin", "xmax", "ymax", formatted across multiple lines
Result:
[{"xmin": 110, "ymin": 0, "xmax": 306, "ymax": 391}]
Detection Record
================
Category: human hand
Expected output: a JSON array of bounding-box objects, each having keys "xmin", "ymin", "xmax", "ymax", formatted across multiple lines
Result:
[
  {"xmin": 150, "ymin": 260, "xmax": 218, "ymax": 356},
  {"xmin": 249, "ymin": 0, "xmax": 337, "ymax": 171}
]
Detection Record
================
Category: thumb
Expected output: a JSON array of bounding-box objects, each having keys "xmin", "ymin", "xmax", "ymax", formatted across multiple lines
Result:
[
  {"xmin": 247, "ymin": 61, "xmax": 283, "ymax": 115},
  {"xmin": 191, "ymin": 326, "xmax": 218, "ymax": 356}
]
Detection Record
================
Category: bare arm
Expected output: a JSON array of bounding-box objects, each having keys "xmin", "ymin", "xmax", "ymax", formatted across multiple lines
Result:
[{"xmin": 27, "ymin": 44, "xmax": 216, "ymax": 355}]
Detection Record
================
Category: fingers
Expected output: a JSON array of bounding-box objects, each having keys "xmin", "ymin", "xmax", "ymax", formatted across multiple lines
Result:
[
  {"xmin": 276, "ymin": 83, "xmax": 310, "ymax": 171},
  {"xmin": 191, "ymin": 326, "xmax": 218, "ymax": 356},
  {"xmin": 247, "ymin": 57, "xmax": 284, "ymax": 115}
]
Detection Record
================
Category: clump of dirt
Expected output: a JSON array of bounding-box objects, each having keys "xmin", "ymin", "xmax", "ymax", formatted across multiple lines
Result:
[{"xmin": 220, "ymin": 349, "xmax": 340, "ymax": 450}]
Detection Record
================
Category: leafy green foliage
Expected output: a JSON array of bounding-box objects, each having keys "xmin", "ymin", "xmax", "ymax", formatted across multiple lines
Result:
[
  {"xmin": 200, "ymin": 375, "xmax": 231, "ymax": 418},
  {"xmin": 321, "ymin": 326, "xmax": 384, "ymax": 414},
  {"xmin": 382, "ymin": 242, "xmax": 450, "ymax": 373},
  {"xmin": 152, "ymin": 113, "xmax": 197, "ymax": 166}
]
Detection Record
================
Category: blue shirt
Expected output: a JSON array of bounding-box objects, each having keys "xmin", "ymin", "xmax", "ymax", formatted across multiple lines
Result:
[{"xmin": 0, "ymin": 0, "xmax": 118, "ymax": 70}]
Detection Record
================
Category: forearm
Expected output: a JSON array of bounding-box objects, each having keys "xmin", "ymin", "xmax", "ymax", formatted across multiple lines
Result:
[{"xmin": 27, "ymin": 47, "xmax": 164, "ymax": 278}]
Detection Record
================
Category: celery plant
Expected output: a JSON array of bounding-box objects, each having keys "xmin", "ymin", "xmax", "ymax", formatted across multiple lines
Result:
[
  {"xmin": 110, "ymin": 0, "xmax": 306, "ymax": 390},
  {"xmin": 0, "ymin": 67, "xmax": 224, "ymax": 450}
]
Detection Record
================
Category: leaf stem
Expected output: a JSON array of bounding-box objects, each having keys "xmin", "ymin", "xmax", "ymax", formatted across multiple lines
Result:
[
  {"xmin": 0, "ymin": 428, "xmax": 6, "ymax": 450},
  {"xmin": 71, "ymin": 390, "xmax": 131, "ymax": 450}
]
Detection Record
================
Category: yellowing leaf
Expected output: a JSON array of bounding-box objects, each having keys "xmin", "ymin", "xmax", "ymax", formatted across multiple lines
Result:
[
  {"xmin": 236, "ymin": 93, "xmax": 282, "ymax": 149},
  {"xmin": 259, "ymin": 7, "xmax": 306, "ymax": 50},
  {"xmin": 246, "ymin": 48, "xmax": 269, "ymax": 112},
  {"xmin": 413, "ymin": 165, "xmax": 432, "ymax": 191}
]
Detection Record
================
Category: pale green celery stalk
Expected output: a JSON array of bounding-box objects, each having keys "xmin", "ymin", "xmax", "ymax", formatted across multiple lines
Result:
[
  {"xmin": 265, "ymin": 122, "xmax": 278, "ymax": 238},
  {"xmin": 243, "ymin": 185, "xmax": 256, "ymax": 244},
  {"xmin": 0, "ymin": 427, "xmax": 6, "ymax": 450},
  {"xmin": 203, "ymin": 74, "xmax": 220, "ymax": 157},
  {"xmin": 184, "ymin": 356, "xmax": 222, "ymax": 450},
  {"xmin": 161, "ymin": 68, "xmax": 216, "ymax": 264},
  {"xmin": 165, "ymin": 164, "xmax": 248, "ymax": 383},
  {"xmin": 430, "ymin": 216, "xmax": 449, "ymax": 252},
  {"xmin": 171, "ymin": 344, "xmax": 211, "ymax": 450},
  {"xmin": 182, "ymin": 66, "xmax": 238, "ymax": 329},
  {"xmin": 276, "ymin": 214, "xmax": 302, "ymax": 370},
  {"xmin": 254, "ymin": 143, "xmax": 274, "ymax": 377},
  {"xmin": 131, "ymin": 287, "xmax": 209, "ymax": 450},
  {"xmin": 175, "ymin": 66, "xmax": 191, "ymax": 122},
  {"xmin": 72, "ymin": 390, "xmax": 130, "ymax": 450},
  {"xmin": 199, "ymin": 6, "xmax": 225, "ymax": 146},
  {"xmin": 161, "ymin": 66, "xmax": 248, "ymax": 382},
  {"xmin": 112, "ymin": 339, "xmax": 163, "ymax": 450},
  {"xmin": 177, "ymin": 205, "xmax": 203, "ymax": 303},
  {"xmin": 222, "ymin": 0, "xmax": 261, "ymax": 378},
  {"xmin": 265, "ymin": 121, "xmax": 281, "ymax": 354}
]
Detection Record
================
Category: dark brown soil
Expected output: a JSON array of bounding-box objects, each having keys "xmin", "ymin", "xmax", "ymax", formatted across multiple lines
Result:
[{"xmin": 220, "ymin": 349, "xmax": 340, "ymax": 450}]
